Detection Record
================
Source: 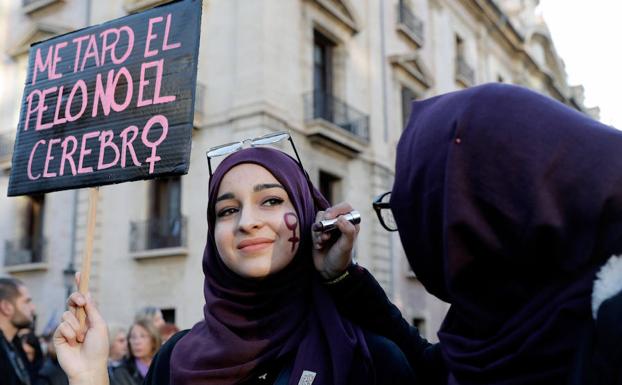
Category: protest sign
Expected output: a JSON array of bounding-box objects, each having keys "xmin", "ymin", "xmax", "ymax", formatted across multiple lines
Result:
[{"xmin": 8, "ymin": 0, "xmax": 202, "ymax": 196}]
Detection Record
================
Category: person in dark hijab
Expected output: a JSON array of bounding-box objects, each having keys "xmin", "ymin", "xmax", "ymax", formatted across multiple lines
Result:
[
  {"xmin": 317, "ymin": 83, "xmax": 622, "ymax": 384},
  {"xmin": 53, "ymin": 145, "xmax": 415, "ymax": 385}
]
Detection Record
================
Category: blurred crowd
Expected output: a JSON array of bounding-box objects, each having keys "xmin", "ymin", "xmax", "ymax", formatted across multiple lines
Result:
[{"xmin": 1, "ymin": 277, "xmax": 179, "ymax": 385}]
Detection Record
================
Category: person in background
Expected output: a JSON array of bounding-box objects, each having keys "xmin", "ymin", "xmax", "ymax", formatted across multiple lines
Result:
[
  {"xmin": 110, "ymin": 320, "xmax": 161, "ymax": 385},
  {"xmin": 35, "ymin": 333, "xmax": 68, "ymax": 385},
  {"xmin": 18, "ymin": 329, "xmax": 44, "ymax": 382},
  {"xmin": 158, "ymin": 323, "xmax": 178, "ymax": 345},
  {"xmin": 134, "ymin": 307, "xmax": 165, "ymax": 333},
  {"xmin": 107, "ymin": 325, "xmax": 127, "ymax": 380},
  {"xmin": 0, "ymin": 277, "xmax": 36, "ymax": 385}
]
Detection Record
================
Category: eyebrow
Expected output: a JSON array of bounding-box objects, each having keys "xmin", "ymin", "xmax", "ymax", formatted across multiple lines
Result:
[
  {"xmin": 215, "ymin": 192, "xmax": 235, "ymax": 202},
  {"xmin": 254, "ymin": 183, "xmax": 285, "ymax": 192},
  {"xmin": 215, "ymin": 184, "xmax": 285, "ymax": 203}
]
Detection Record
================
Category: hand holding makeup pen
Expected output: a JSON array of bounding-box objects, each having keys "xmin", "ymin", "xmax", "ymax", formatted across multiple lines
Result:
[{"xmin": 312, "ymin": 203, "xmax": 361, "ymax": 281}]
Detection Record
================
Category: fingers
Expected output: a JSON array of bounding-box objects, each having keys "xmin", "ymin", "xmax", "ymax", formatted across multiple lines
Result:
[
  {"xmin": 323, "ymin": 202, "xmax": 353, "ymax": 220},
  {"xmin": 335, "ymin": 215, "xmax": 360, "ymax": 241},
  {"xmin": 67, "ymin": 292, "xmax": 87, "ymax": 316},
  {"xmin": 61, "ymin": 310, "xmax": 85, "ymax": 343},
  {"xmin": 313, "ymin": 203, "xmax": 358, "ymax": 250},
  {"xmin": 55, "ymin": 318, "xmax": 80, "ymax": 347}
]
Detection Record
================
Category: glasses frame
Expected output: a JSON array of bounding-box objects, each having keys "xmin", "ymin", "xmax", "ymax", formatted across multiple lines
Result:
[
  {"xmin": 373, "ymin": 191, "xmax": 398, "ymax": 232},
  {"xmin": 206, "ymin": 131, "xmax": 304, "ymax": 177}
]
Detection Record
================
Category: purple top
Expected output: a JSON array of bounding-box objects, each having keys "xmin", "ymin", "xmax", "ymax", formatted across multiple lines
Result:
[
  {"xmin": 135, "ymin": 358, "xmax": 149, "ymax": 379},
  {"xmin": 392, "ymin": 83, "xmax": 622, "ymax": 383},
  {"xmin": 170, "ymin": 148, "xmax": 373, "ymax": 385}
]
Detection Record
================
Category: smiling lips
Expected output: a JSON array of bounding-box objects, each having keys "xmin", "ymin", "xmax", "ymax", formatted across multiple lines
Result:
[{"xmin": 237, "ymin": 238, "xmax": 275, "ymax": 252}]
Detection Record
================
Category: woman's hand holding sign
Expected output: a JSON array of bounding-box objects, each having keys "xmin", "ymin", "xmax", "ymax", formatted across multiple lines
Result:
[{"xmin": 54, "ymin": 273, "xmax": 109, "ymax": 385}]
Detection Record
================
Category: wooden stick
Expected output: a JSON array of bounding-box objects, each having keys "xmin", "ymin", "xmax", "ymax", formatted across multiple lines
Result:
[{"xmin": 77, "ymin": 187, "xmax": 99, "ymax": 329}]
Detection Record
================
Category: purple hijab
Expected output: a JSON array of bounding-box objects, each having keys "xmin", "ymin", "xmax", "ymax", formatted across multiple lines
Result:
[
  {"xmin": 170, "ymin": 148, "xmax": 373, "ymax": 385},
  {"xmin": 392, "ymin": 83, "xmax": 622, "ymax": 384}
]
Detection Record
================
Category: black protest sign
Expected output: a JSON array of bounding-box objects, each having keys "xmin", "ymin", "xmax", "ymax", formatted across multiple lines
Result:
[{"xmin": 7, "ymin": 0, "xmax": 202, "ymax": 196}]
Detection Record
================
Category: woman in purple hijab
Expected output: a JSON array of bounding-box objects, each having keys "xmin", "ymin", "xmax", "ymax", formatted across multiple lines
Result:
[
  {"xmin": 321, "ymin": 83, "xmax": 622, "ymax": 384},
  {"xmin": 53, "ymin": 146, "xmax": 416, "ymax": 385}
]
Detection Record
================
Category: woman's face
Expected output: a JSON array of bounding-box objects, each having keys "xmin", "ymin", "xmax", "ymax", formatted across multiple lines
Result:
[
  {"xmin": 110, "ymin": 330, "xmax": 128, "ymax": 361},
  {"xmin": 214, "ymin": 163, "xmax": 300, "ymax": 278},
  {"xmin": 128, "ymin": 324, "xmax": 153, "ymax": 360}
]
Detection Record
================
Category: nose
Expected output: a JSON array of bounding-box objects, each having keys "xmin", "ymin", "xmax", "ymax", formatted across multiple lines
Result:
[{"xmin": 237, "ymin": 205, "xmax": 263, "ymax": 233}]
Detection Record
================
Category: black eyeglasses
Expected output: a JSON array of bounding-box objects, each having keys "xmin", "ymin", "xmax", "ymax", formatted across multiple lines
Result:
[
  {"xmin": 373, "ymin": 191, "xmax": 397, "ymax": 232},
  {"xmin": 206, "ymin": 131, "xmax": 304, "ymax": 177}
]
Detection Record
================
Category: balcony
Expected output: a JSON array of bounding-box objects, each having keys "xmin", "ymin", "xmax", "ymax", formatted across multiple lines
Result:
[
  {"xmin": 0, "ymin": 133, "xmax": 14, "ymax": 168},
  {"xmin": 455, "ymin": 57, "xmax": 475, "ymax": 87},
  {"xmin": 397, "ymin": 0, "xmax": 424, "ymax": 48},
  {"xmin": 4, "ymin": 237, "xmax": 46, "ymax": 269},
  {"xmin": 304, "ymin": 91, "xmax": 370, "ymax": 157},
  {"xmin": 129, "ymin": 216, "xmax": 187, "ymax": 258},
  {"xmin": 304, "ymin": 91, "xmax": 369, "ymax": 140}
]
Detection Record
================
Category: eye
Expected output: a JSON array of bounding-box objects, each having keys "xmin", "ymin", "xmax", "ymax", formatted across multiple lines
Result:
[
  {"xmin": 216, "ymin": 207, "xmax": 239, "ymax": 218},
  {"xmin": 262, "ymin": 197, "xmax": 284, "ymax": 207}
]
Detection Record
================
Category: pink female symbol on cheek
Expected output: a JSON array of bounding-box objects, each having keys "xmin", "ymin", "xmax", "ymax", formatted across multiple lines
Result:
[{"xmin": 284, "ymin": 213, "xmax": 299, "ymax": 252}]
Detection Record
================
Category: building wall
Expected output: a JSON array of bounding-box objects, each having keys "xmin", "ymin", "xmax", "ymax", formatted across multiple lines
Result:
[{"xmin": 0, "ymin": 0, "xmax": 595, "ymax": 341}]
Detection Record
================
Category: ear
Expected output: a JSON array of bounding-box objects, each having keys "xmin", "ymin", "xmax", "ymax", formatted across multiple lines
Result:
[{"xmin": 0, "ymin": 299, "xmax": 14, "ymax": 317}]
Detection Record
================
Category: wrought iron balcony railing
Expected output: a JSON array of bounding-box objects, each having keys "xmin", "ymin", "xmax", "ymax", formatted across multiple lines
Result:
[
  {"xmin": 129, "ymin": 216, "xmax": 187, "ymax": 252},
  {"xmin": 397, "ymin": 0, "xmax": 424, "ymax": 46},
  {"xmin": 4, "ymin": 237, "xmax": 46, "ymax": 266},
  {"xmin": 455, "ymin": 56, "xmax": 475, "ymax": 87},
  {"xmin": 304, "ymin": 91, "xmax": 369, "ymax": 140}
]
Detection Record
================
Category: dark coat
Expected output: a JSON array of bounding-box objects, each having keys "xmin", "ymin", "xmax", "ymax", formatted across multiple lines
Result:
[
  {"xmin": 34, "ymin": 358, "xmax": 68, "ymax": 385},
  {"xmin": 110, "ymin": 357, "xmax": 145, "ymax": 385},
  {"xmin": 0, "ymin": 331, "xmax": 31, "ymax": 385}
]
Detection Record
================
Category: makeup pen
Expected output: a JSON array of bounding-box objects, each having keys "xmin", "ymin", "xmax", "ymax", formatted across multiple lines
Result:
[{"xmin": 312, "ymin": 210, "xmax": 361, "ymax": 232}]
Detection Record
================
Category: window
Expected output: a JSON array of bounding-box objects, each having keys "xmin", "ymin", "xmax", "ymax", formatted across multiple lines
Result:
[
  {"xmin": 455, "ymin": 34, "xmax": 465, "ymax": 60},
  {"xmin": 161, "ymin": 308, "xmax": 176, "ymax": 324},
  {"xmin": 313, "ymin": 31, "xmax": 335, "ymax": 121},
  {"xmin": 412, "ymin": 317, "xmax": 426, "ymax": 338},
  {"xmin": 5, "ymin": 195, "xmax": 45, "ymax": 266},
  {"xmin": 148, "ymin": 176, "xmax": 182, "ymax": 249},
  {"xmin": 25, "ymin": 194, "xmax": 45, "ymax": 263},
  {"xmin": 454, "ymin": 34, "xmax": 474, "ymax": 87},
  {"xmin": 401, "ymin": 86, "xmax": 417, "ymax": 129},
  {"xmin": 319, "ymin": 171, "xmax": 341, "ymax": 205}
]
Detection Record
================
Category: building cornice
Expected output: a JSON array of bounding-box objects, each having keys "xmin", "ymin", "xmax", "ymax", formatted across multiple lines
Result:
[{"xmin": 459, "ymin": 0, "xmax": 583, "ymax": 110}]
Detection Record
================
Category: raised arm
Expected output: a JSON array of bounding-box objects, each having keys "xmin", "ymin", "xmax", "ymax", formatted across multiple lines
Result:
[
  {"xmin": 54, "ymin": 274, "xmax": 109, "ymax": 385},
  {"xmin": 313, "ymin": 203, "xmax": 447, "ymax": 383}
]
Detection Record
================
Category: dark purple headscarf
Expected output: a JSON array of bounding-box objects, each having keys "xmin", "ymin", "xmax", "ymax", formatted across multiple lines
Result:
[
  {"xmin": 170, "ymin": 147, "xmax": 373, "ymax": 385},
  {"xmin": 392, "ymin": 83, "xmax": 622, "ymax": 384}
]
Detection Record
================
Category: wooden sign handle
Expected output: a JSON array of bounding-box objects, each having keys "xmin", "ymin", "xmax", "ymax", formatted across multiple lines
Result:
[{"xmin": 77, "ymin": 187, "xmax": 99, "ymax": 330}]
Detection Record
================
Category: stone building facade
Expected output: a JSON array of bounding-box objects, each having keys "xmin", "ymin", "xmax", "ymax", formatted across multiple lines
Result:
[{"xmin": 0, "ymin": 0, "xmax": 596, "ymax": 340}]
